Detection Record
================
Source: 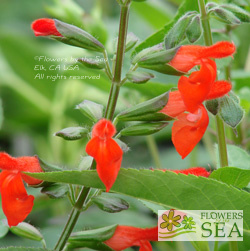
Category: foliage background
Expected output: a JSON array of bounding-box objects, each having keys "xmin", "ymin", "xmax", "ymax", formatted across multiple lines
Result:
[{"xmin": 0, "ymin": 0, "xmax": 249, "ymax": 250}]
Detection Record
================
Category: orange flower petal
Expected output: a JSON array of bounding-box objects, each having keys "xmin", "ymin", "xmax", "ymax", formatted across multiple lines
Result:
[
  {"xmin": 0, "ymin": 171, "xmax": 34, "ymax": 227},
  {"xmin": 31, "ymin": 18, "xmax": 62, "ymax": 37},
  {"xmin": 92, "ymin": 119, "xmax": 116, "ymax": 139},
  {"xmin": 86, "ymin": 137, "xmax": 123, "ymax": 192},
  {"xmin": 104, "ymin": 226, "xmax": 157, "ymax": 251},
  {"xmin": 160, "ymin": 91, "xmax": 186, "ymax": 118},
  {"xmin": 170, "ymin": 167, "xmax": 210, "ymax": 177},
  {"xmin": 0, "ymin": 152, "xmax": 42, "ymax": 185},
  {"xmin": 206, "ymin": 80, "xmax": 232, "ymax": 100},
  {"xmin": 178, "ymin": 59, "xmax": 216, "ymax": 113},
  {"xmin": 169, "ymin": 41, "xmax": 236, "ymax": 72},
  {"xmin": 172, "ymin": 105, "xmax": 209, "ymax": 159}
]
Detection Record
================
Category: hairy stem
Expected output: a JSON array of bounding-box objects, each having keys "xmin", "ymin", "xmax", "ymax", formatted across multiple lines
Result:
[
  {"xmin": 146, "ymin": 135, "xmax": 162, "ymax": 169},
  {"xmin": 54, "ymin": 3, "xmax": 131, "ymax": 250}
]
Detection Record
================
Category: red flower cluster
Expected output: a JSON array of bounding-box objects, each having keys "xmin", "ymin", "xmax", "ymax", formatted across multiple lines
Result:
[
  {"xmin": 31, "ymin": 18, "xmax": 62, "ymax": 37},
  {"xmin": 86, "ymin": 119, "xmax": 123, "ymax": 192},
  {"xmin": 104, "ymin": 225, "xmax": 158, "ymax": 251},
  {"xmin": 0, "ymin": 153, "xmax": 43, "ymax": 227},
  {"xmin": 161, "ymin": 41, "xmax": 236, "ymax": 158}
]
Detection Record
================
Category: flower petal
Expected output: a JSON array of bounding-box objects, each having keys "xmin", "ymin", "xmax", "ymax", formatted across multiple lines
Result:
[
  {"xmin": 86, "ymin": 137, "xmax": 123, "ymax": 192},
  {"xmin": 92, "ymin": 119, "xmax": 116, "ymax": 139},
  {"xmin": 172, "ymin": 105, "xmax": 209, "ymax": 159},
  {"xmin": 31, "ymin": 18, "xmax": 62, "ymax": 37},
  {"xmin": 0, "ymin": 171, "xmax": 34, "ymax": 227},
  {"xmin": 178, "ymin": 59, "xmax": 216, "ymax": 113},
  {"xmin": 160, "ymin": 91, "xmax": 186, "ymax": 118},
  {"xmin": 171, "ymin": 167, "xmax": 210, "ymax": 177},
  {"xmin": 0, "ymin": 152, "xmax": 43, "ymax": 185},
  {"xmin": 139, "ymin": 240, "xmax": 152, "ymax": 251},
  {"xmin": 104, "ymin": 226, "xmax": 157, "ymax": 251},
  {"xmin": 206, "ymin": 80, "xmax": 232, "ymax": 100},
  {"xmin": 169, "ymin": 41, "xmax": 236, "ymax": 72}
]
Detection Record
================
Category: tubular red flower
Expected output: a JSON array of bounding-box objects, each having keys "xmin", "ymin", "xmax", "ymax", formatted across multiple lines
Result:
[
  {"xmin": 0, "ymin": 152, "xmax": 43, "ymax": 226},
  {"xmin": 206, "ymin": 80, "xmax": 232, "ymax": 100},
  {"xmin": 160, "ymin": 90, "xmax": 186, "ymax": 118},
  {"xmin": 104, "ymin": 225, "xmax": 158, "ymax": 251},
  {"xmin": 0, "ymin": 171, "xmax": 34, "ymax": 227},
  {"xmin": 172, "ymin": 105, "xmax": 209, "ymax": 159},
  {"xmin": 86, "ymin": 119, "xmax": 123, "ymax": 192},
  {"xmin": 178, "ymin": 59, "xmax": 217, "ymax": 113},
  {"xmin": 169, "ymin": 41, "xmax": 236, "ymax": 72},
  {"xmin": 31, "ymin": 18, "xmax": 62, "ymax": 37},
  {"xmin": 169, "ymin": 167, "xmax": 210, "ymax": 177}
]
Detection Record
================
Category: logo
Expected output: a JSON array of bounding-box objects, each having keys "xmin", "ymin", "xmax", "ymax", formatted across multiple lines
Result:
[{"xmin": 158, "ymin": 210, "xmax": 243, "ymax": 241}]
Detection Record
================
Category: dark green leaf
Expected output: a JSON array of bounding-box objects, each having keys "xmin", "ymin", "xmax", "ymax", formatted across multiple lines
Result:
[
  {"xmin": 186, "ymin": 15, "xmax": 202, "ymax": 43},
  {"xmin": 54, "ymin": 19, "xmax": 104, "ymax": 52},
  {"xmin": 78, "ymin": 58, "xmax": 106, "ymax": 69},
  {"xmin": 91, "ymin": 193, "xmax": 129, "ymax": 213},
  {"xmin": 165, "ymin": 12, "xmax": 195, "ymax": 49},
  {"xmin": 120, "ymin": 122, "xmax": 169, "ymax": 136},
  {"xmin": 126, "ymin": 71, "xmax": 154, "ymax": 84},
  {"xmin": 41, "ymin": 183, "xmax": 69, "ymax": 199},
  {"xmin": 76, "ymin": 100, "xmax": 104, "ymax": 122},
  {"xmin": 205, "ymin": 99, "xmax": 220, "ymax": 116},
  {"xmin": 219, "ymin": 94, "xmax": 244, "ymax": 128},
  {"xmin": 10, "ymin": 222, "xmax": 43, "ymax": 242},
  {"xmin": 27, "ymin": 169, "xmax": 250, "ymax": 235},
  {"xmin": 54, "ymin": 127, "xmax": 88, "ymax": 141},
  {"xmin": 221, "ymin": 4, "xmax": 250, "ymax": 23},
  {"xmin": 66, "ymin": 240, "xmax": 114, "ymax": 251},
  {"xmin": 38, "ymin": 157, "xmax": 63, "ymax": 172},
  {"xmin": 116, "ymin": 92, "xmax": 172, "ymax": 121},
  {"xmin": 210, "ymin": 167, "xmax": 250, "ymax": 189}
]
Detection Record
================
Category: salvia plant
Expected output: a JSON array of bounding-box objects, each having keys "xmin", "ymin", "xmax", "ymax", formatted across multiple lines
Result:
[{"xmin": 0, "ymin": 0, "xmax": 250, "ymax": 250}]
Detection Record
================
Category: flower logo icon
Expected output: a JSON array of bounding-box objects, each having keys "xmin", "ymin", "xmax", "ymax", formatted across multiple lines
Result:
[{"xmin": 160, "ymin": 209, "xmax": 181, "ymax": 231}]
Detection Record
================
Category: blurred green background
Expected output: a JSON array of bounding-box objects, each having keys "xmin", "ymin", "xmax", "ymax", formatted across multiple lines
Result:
[{"xmin": 0, "ymin": 0, "xmax": 249, "ymax": 250}]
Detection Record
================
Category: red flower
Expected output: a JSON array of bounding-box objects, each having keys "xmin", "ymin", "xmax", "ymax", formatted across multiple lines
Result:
[
  {"xmin": 169, "ymin": 41, "xmax": 236, "ymax": 72},
  {"xmin": 86, "ymin": 119, "xmax": 123, "ymax": 192},
  {"xmin": 177, "ymin": 59, "xmax": 232, "ymax": 113},
  {"xmin": 31, "ymin": 18, "xmax": 62, "ymax": 37},
  {"xmin": 104, "ymin": 225, "xmax": 158, "ymax": 251},
  {"xmin": 167, "ymin": 167, "xmax": 210, "ymax": 177},
  {"xmin": 0, "ymin": 152, "xmax": 43, "ymax": 227}
]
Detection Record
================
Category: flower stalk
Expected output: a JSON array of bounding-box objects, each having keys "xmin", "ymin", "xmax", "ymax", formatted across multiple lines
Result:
[
  {"xmin": 54, "ymin": 2, "xmax": 131, "ymax": 250},
  {"xmin": 198, "ymin": 0, "xmax": 229, "ymax": 168}
]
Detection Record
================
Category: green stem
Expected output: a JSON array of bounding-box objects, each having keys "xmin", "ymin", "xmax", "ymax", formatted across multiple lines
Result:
[
  {"xmin": 214, "ymin": 241, "xmax": 218, "ymax": 251},
  {"xmin": 229, "ymin": 241, "xmax": 238, "ymax": 251},
  {"xmin": 198, "ymin": 0, "xmax": 228, "ymax": 168},
  {"xmin": 105, "ymin": 4, "xmax": 130, "ymax": 119},
  {"xmin": 54, "ymin": 3, "xmax": 131, "ymax": 250},
  {"xmin": 146, "ymin": 135, "xmax": 162, "ymax": 169},
  {"xmin": 103, "ymin": 50, "xmax": 113, "ymax": 80}
]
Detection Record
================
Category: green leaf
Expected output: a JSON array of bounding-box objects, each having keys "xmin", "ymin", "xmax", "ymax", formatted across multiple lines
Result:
[
  {"xmin": 38, "ymin": 157, "xmax": 63, "ymax": 172},
  {"xmin": 116, "ymin": 92, "xmax": 172, "ymax": 122},
  {"xmin": 10, "ymin": 222, "xmax": 44, "ymax": 242},
  {"xmin": 205, "ymin": 99, "xmax": 220, "ymax": 116},
  {"xmin": 216, "ymin": 145, "xmax": 250, "ymax": 170},
  {"xmin": 120, "ymin": 122, "xmax": 169, "ymax": 136},
  {"xmin": 27, "ymin": 169, "xmax": 250, "ymax": 235},
  {"xmin": 76, "ymin": 100, "xmax": 104, "ymax": 122},
  {"xmin": 41, "ymin": 183, "xmax": 69, "ymax": 199},
  {"xmin": 209, "ymin": 7, "xmax": 241, "ymax": 25},
  {"xmin": 219, "ymin": 94, "xmax": 244, "ymax": 128},
  {"xmin": 77, "ymin": 58, "xmax": 106, "ymax": 69},
  {"xmin": 126, "ymin": 71, "xmax": 154, "ymax": 84},
  {"xmin": 0, "ymin": 248, "xmax": 46, "ymax": 251},
  {"xmin": 0, "ymin": 220, "xmax": 9, "ymax": 239},
  {"xmin": 186, "ymin": 15, "xmax": 202, "ymax": 43},
  {"xmin": 221, "ymin": 4, "xmax": 250, "ymax": 23},
  {"xmin": 91, "ymin": 193, "xmax": 129, "ymax": 213},
  {"xmin": 131, "ymin": 0, "xmax": 199, "ymax": 57},
  {"xmin": 54, "ymin": 19, "xmax": 105, "ymax": 52},
  {"xmin": 165, "ymin": 12, "xmax": 195, "ymax": 49},
  {"xmin": 67, "ymin": 225, "xmax": 117, "ymax": 249},
  {"xmin": 54, "ymin": 126, "xmax": 88, "ymax": 140},
  {"xmin": 210, "ymin": 167, "xmax": 250, "ymax": 188}
]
